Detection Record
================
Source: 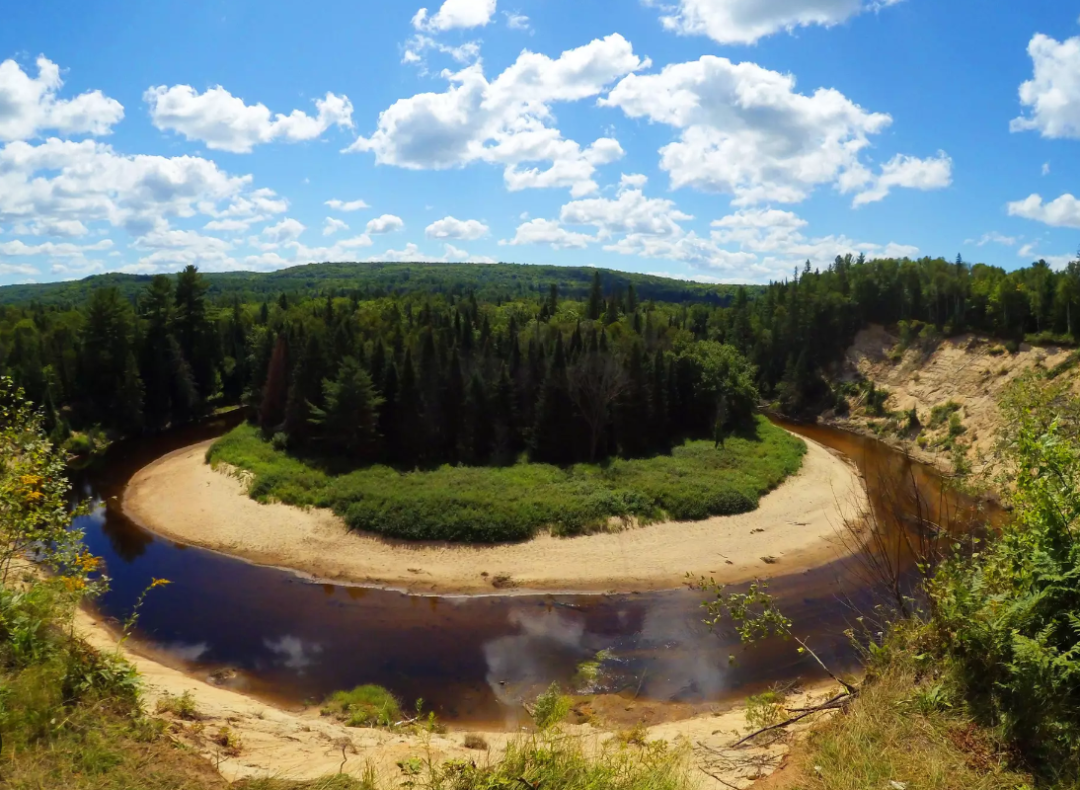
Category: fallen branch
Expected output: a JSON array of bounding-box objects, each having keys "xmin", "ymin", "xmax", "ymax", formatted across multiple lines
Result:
[
  {"xmin": 795, "ymin": 637, "xmax": 858, "ymax": 696},
  {"xmin": 731, "ymin": 690, "xmax": 857, "ymax": 748}
]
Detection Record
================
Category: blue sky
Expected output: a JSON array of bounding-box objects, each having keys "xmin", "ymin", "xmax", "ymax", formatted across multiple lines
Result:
[{"xmin": 0, "ymin": 0, "xmax": 1078, "ymax": 286}]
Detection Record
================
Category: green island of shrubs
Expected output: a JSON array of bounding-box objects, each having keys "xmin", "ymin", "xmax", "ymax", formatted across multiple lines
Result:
[{"xmin": 207, "ymin": 415, "xmax": 806, "ymax": 544}]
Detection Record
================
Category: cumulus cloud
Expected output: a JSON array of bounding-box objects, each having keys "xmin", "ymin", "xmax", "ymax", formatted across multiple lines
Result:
[
  {"xmin": 366, "ymin": 214, "xmax": 405, "ymax": 234},
  {"xmin": 346, "ymin": 34, "xmax": 649, "ymax": 197},
  {"xmin": 851, "ymin": 152, "xmax": 952, "ymax": 206},
  {"xmin": 12, "ymin": 218, "xmax": 90, "ymax": 237},
  {"xmin": 1011, "ymin": 34, "xmax": 1080, "ymax": 139},
  {"xmin": 709, "ymin": 207, "xmax": 919, "ymax": 274},
  {"xmin": 325, "ymin": 198, "xmax": 370, "ymax": 212},
  {"xmin": 262, "ymin": 217, "xmax": 307, "ymax": 242},
  {"xmin": 145, "ymin": 85, "xmax": 354, "ymax": 153},
  {"xmin": 0, "ymin": 138, "xmax": 257, "ymax": 236},
  {"xmin": 323, "ymin": 217, "xmax": 349, "ymax": 236},
  {"xmin": 412, "ymin": 0, "xmax": 497, "ymax": 32},
  {"xmin": 560, "ymin": 180, "xmax": 692, "ymax": 238},
  {"xmin": 0, "ymin": 56, "xmax": 124, "ymax": 142},
  {"xmin": 601, "ymin": 55, "xmax": 943, "ymax": 206},
  {"xmin": 367, "ymin": 241, "xmax": 496, "ymax": 263},
  {"xmin": 425, "ymin": 216, "xmax": 490, "ymax": 239},
  {"xmin": 968, "ymin": 231, "xmax": 1017, "ymax": 247},
  {"xmin": 651, "ymin": 0, "xmax": 903, "ymax": 45},
  {"xmin": 0, "ymin": 238, "xmax": 113, "ymax": 257},
  {"xmin": 1007, "ymin": 193, "xmax": 1080, "ymax": 228},
  {"xmin": 502, "ymin": 218, "xmax": 596, "ymax": 249}
]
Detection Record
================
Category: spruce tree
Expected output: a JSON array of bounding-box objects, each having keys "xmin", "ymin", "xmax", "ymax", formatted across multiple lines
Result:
[
  {"xmin": 309, "ymin": 356, "xmax": 384, "ymax": 461},
  {"xmin": 260, "ymin": 334, "xmax": 289, "ymax": 431},
  {"xmin": 586, "ymin": 271, "xmax": 603, "ymax": 320}
]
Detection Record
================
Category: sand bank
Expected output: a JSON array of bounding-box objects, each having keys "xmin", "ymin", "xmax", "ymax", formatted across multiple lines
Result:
[
  {"xmin": 77, "ymin": 609, "xmax": 836, "ymax": 789},
  {"xmin": 123, "ymin": 434, "xmax": 865, "ymax": 595}
]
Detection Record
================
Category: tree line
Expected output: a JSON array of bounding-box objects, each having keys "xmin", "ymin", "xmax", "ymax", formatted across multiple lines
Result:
[{"xmin": 1, "ymin": 252, "xmax": 1078, "ymax": 458}]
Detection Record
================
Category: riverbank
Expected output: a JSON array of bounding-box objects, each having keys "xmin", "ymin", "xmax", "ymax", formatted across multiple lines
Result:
[
  {"xmin": 123, "ymin": 433, "xmax": 864, "ymax": 595},
  {"xmin": 76, "ymin": 609, "xmax": 839, "ymax": 788}
]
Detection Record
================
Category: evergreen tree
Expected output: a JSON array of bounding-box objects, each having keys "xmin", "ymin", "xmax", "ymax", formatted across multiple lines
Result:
[
  {"xmin": 174, "ymin": 265, "xmax": 216, "ymax": 400},
  {"xmin": 586, "ymin": 271, "xmax": 603, "ymax": 320},
  {"xmin": 531, "ymin": 335, "xmax": 577, "ymax": 464},
  {"xmin": 310, "ymin": 356, "xmax": 384, "ymax": 460}
]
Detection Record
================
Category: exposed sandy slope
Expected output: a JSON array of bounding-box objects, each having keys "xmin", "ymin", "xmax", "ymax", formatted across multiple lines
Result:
[
  {"xmin": 124, "ymin": 435, "xmax": 864, "ymax": 595},
  {"xmin": 835, "ymin": 325, "xmax": 1076, "ymax": 474},
  {"xmin": 77, "ymin": 609, "xmax": 837, "ymax": 789}
]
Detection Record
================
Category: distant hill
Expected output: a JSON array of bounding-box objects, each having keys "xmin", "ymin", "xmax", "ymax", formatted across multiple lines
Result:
[{"xmin": 0, "ymin": 262, "xmax": 756, "ymax": 307}]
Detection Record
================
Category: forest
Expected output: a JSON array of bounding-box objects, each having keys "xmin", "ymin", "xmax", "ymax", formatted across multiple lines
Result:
[{"xmin": 1, "ymin": 254, "xmax": 1078, "ymax": 460}]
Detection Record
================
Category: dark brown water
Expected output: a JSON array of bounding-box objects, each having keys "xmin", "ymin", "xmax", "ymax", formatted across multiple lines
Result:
[{"xmin": 78, "ymin": 415, "xmax": 988, "ymax": 728}]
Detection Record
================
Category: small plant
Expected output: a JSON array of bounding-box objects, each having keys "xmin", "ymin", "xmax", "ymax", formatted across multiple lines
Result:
[
  {"xmin": 463, "ymin": 733, "xmax": 488, "ymax": 750},
  {"xmin": 397, "ymin": 756, "xmax": 424, "ymax": 776},
  {"xmin": 213, "ymin": 725, "xmax": 242, "ymax": 756},
  {"xmin": 617, "ymin": 722, "xmax": 649, "ymax": 747},
  {"xmin": 905, "ymin": 407, "xmax": 920, "ymax": 433},
  {"xmin": 929, "ymin": 400, "xmax": 962, "ymax": 429},
  {"xmin": 321, "ymin": 684, "xmax": 402, "ymax": 728},
  {"xmin": 745, "ymin": 689, "xmax": 787, "ymax": 732},
  {"xmin": 155, "ymin": 691, "xmax": 198, "ymax": 720},
  {"xmin": 271, "ymin": 431, "xmax": 289, "ymax": 451},
  {"xmin": 531, "ymin": 682, "xmax": 572, "ymax": 730}
]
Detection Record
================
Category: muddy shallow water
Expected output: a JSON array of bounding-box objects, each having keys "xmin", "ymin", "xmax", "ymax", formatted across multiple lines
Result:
[{"xmin": 78, "ymin": 414, "xmax": 989, "ymax": 728}]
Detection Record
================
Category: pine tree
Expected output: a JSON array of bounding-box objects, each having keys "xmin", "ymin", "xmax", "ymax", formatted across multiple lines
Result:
[
  {"xmin": 586, "ymin": 271, "xmax": 603, "ymax": 320},
  {"xmin": 531, "ymin": 335, "xmax": 577, "ymax": 464},
  {"xmin": 616, "ymin": 344, "xmax": 650, "ymax": 457},
  {"xmin": 309, "ymin": 356, "xmax": 384, "ymax": 460},
  {"xmin": 285, "ymin": 333, "xmax": 327, "ymax": 441},
  {"xmin": 465, "ymin": 372, "xmax": 493, "ymax": 464},
  {"xmin": 174, "ymin": 265, "xmax": 216, "ymax": 400},
  {"xmin": 395, "ymin": 350, "xmax": 425, "ymax": 466}
]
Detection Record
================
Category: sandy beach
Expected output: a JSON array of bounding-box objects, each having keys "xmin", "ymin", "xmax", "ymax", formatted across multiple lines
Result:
[{"xmin": 123, "ymin": 434, "xmax": 865, "ymax": 595}]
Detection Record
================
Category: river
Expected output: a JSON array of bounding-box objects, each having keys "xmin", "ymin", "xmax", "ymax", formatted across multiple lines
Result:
[{"xmin": 76, "ymin": 414, "xmax": 989, "ymax": 728}]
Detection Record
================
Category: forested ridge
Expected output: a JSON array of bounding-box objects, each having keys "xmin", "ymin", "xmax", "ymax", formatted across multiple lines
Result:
[{"xmin": 1, "ymin": 253, "xmax": 1078, "ymax": 464}]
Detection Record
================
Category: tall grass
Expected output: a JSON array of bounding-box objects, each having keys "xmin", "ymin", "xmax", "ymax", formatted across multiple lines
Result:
[{"xmin": 208, "ymin": 416, "xmax": 806, "ymax": 543}]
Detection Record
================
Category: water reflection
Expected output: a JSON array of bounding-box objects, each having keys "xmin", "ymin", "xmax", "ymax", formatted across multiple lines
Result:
[{"xmin": 76, "ymin": 415, "xmax": 985, "ymax": 727}]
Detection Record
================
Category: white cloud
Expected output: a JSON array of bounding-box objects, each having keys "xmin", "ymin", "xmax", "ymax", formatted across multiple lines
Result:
[
  {"xmin": 347, "ymin": 34, "xmax": 649, "ymax": 197},
  {"xmin": 619, "ymin": 173, "xmax": 649, "ymax": 189},
  {"xmin": 412, "ymin": 0, "xmax": 497, "ymax": 32},
  {"xmin": 606, "ymin": 232, "xmax": 758, "ymax": 272},
  {"xmin": 505, "ymin": 11, "xmax": 531, "ymax": 31},
  {"xmin": 560, "ymin": 180, "xmax": 692, "ymax": 237},
  {"xmin": 1007, "ymin": 193, "xmax": 1080, "ymax": 228},
  {"xmin": 262, "ymin": 217, "xmax": 307, "ymax": 242},
  {"xmin": 402, "ymin": 35, "xmax": 481, "ymax": 67},
  {"xmin": 325, "ymin": 198, "xmax": 370, "ymax": 212},
  {"xmin": 367, "ymin": 241, "xmax": 496, "ymax": 263},
  {"xmin": 651, "ymin": 0, "xmax": 903, "ymax": 45},
  {"xmin": 502, "ymin": 218, "xmax": 596, "ymax": 249},
  {"xmin": 0, "ymin": 138, "xmax": 254, "ymax": 236},
  {"xmin": 0, "ymin": 56, "xmax": 124, "ymax": 142},
  {"xmin": 1043, "ymin": 162, "xmax": 1051, "ymax": 176},
  {"xmin": 0, "ymin": 263, "xmax": 39, "ymax": 276},
  {"xmin": 425, "ymin": 215, "xmax": 490, "ymax": 239},
  {"xmin": 366, "ymin": 214, "xmax": 405, "ymax": 234},
  {"xmin": 602, "ymin": 55, "xmax": 932, "ymax": 206},
  {"xmin": 323, "ymin": 217, "xmax": 349, "ymax": 236},
  {"xmin": 1011, "ymin": 34, "xmax": 1080, "ymax": 139},
  {"xmin": 969, "ymin": 231, "xmax": 1017, "ymax": 247},
  {"xmin": 132, "ymin": 228, "xmax": 230, "ymax": 253},
  {"xmin": 145, "ymin": 85, "xmax": 354, "ymax": 153},
  {"xmin": 13, "ymin": 218, "xmax": 90, "ymax": 237},
  {"xmin": 204, "ymin": 217, "xmax": 258, "ymax": 232},
  {"xmin": 708, "ymin": 207, "xmax": 919, "ymax": 276},
  {"xmin": 851, "ymin": 152, "xmax": 952, "ymax": 206},
  {"xmin": 0, "ymin": 238, "xmax": 113, "ymax": 257}
]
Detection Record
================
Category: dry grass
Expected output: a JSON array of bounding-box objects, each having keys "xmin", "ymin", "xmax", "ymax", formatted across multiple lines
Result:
[{"xmin": 791, "ymin": 668, "xmax": 1034, "ymax": 790}]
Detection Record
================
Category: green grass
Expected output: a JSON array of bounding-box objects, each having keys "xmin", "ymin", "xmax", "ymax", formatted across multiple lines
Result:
[
  {"xmin": 320, "ymin": 684, "xmax": 402, "ymax": 728},
  {"xmin": 207, "ymin": 416, "xmax": 806, "ymax": 543}
]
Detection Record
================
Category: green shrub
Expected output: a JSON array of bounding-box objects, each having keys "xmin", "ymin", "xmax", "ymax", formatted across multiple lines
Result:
[
  {"xmin": 531, "ymin": 682, "xmax": 571, "ymax": 730},
  {"xmin": 929, "ymin": 375, "xmax": 1080, "ymax": 782},
  {"xmin": 321, "ymin": 684, "xmax": 402, "ymax": 728},
  {"xmin": 208, "ymin": 417, "xmax": 806, "ymax": 543},
  {"xmin": 929, "ymin": 401, "xmax": 962, "ymax": 429}
]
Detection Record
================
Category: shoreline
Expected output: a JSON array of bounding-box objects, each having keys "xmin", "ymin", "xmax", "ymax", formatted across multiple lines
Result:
[{"xmin": 123, "ymin": 433, "xmax": 866, "ymax": 596}]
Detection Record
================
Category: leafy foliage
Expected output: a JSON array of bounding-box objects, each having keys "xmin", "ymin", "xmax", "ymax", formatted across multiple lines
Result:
[
  {"xmin": 928, "ymin": 373, "xmax": 1080, "ymax": 782},
  {"xmin": 531, "ymin": 682, "xmax": 572, "ymax": 730},
  {"xmin": 321, "ymin": 684, "xmax": 402, "ymax": 728},
  {"xmin": 209, "ymin": 416, "xmax": 805, "ymax": 542}
]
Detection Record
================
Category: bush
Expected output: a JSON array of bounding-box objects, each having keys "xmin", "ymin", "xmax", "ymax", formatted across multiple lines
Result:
[
  {"xmin": 929, "ymin": 401, "xmax": 962, "ymax": 429},
  {"xmin": 321, "ymin": 684, "xmax": 402, "ymax": 728},
  {"xmin": 208, "ymin": 417, "xmax": 806, "ymax": 543},
  {"xmin": 928, "ymin": 375, "xmax": 1080, "ymax": 782},
  {"xmin": 531, "ymin": 682, "xmax": 571, "ymax": 730}
]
